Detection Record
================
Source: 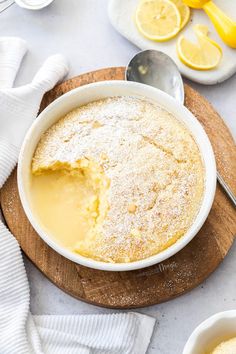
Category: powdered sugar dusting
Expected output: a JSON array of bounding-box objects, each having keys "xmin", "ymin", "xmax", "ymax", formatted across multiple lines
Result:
[{"xmin": 32, "ymin": 96, "xmax": 204, "ymax": 263}]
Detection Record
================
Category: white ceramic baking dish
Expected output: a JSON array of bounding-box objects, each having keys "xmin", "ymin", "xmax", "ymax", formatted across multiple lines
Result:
[
  {"xmin": 18, "ymin": 80, "xmax": 216, "ymax": 271},
  {"xmin": 183, "ymin": 310, "xmax": 236, "ymax": 353}
]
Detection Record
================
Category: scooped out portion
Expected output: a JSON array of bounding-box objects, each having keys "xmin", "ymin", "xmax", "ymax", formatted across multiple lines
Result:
[{"xmin": 31, "ymin": 158, "xmax": 110, "ymax": 254}]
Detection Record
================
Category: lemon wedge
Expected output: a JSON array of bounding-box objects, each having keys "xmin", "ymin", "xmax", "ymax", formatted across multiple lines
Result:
[
  {"xmin": 177, "ymin": 24, "xmax": 222, "ymax": 70},
  {"xmin": 135, "ymin": 0, "xmax": 181, "ymax": 41},
  {"xmin": 170, "ymin": 0, "xmax": 190, "ymax": 29}
]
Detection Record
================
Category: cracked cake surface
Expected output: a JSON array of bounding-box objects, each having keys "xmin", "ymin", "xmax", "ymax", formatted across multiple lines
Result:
[{"xmin": 31, "ymin": 96, "xmax": 204, "ymax": 263}]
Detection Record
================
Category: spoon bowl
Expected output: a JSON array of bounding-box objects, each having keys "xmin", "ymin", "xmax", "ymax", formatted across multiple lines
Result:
[{"xmin": 126, "ymin": 49, "xmax": 185, "ymax": 104}]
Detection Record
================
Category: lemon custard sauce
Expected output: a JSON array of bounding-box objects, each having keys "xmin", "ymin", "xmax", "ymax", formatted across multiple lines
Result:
[{"xmin": 31, "ymin": 96, "xmax": 204, "ymax": 263}]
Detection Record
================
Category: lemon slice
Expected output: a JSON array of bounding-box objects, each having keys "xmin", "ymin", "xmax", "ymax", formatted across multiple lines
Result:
[
  {"xmin": 177, "ymin": 25, "xmax": 222, "ymax": 70},
  {"xmin": 135, "ymin": 0, "xmax": 181, "ymax": 41},
  {"xmin": 194, "ymin": 24, "xmax": 208, "ymax": 36},
  {"xmin": 194, "ymin": 24, "xmax": 222, "ymax": 50},
  {"xmin": 170, "ymin": 0, "xmax": 190, "ymax": 29}
]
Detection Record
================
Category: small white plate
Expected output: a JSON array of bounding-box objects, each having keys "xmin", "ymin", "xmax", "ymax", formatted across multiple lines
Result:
[{"xmin": 108, "ymin": 0, "xmax": 236, "ymax": 85}]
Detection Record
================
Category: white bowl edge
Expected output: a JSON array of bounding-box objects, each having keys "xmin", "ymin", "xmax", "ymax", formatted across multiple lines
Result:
[
  {"xmin": 17, "ymin": 80, "xmax": 216, "ymax": 271},
  {"xmin": 183, "ymin": 310, "xmax": 236, "ymax": 354},
  {"xmin": 15, "ymin": 0, "xmax": 54, "ymax": 10}
]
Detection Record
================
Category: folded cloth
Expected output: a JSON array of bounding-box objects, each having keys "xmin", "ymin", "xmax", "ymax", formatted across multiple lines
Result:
[
  {"xmin": 0, "ymin": 37, "xmax": 27, "ymax": 89},
  {"xmin": 0, "ymin": 37, "xmax": 156, "ymax": 354},
  {"xmin": 0, "ymin": 50, "xmax": 68, "ymax": 187}
]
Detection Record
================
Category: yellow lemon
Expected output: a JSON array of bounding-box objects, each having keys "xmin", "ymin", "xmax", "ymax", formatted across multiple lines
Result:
[
  {"xmin": 135, "ymin": 0, "xmax": 181, "ymax": 41},
  {"xmin": 177, "ymin": 24, "xmax": 222, "ymax": 70},
  {"xmin": 170, "ymin": 0, "xmax": 190, "ymax": 29}
]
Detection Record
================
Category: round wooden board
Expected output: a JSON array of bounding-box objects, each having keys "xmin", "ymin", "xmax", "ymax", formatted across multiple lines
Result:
[{"xmin": 1, "ymin": 67, "xmax": 236, "ymax": 309}]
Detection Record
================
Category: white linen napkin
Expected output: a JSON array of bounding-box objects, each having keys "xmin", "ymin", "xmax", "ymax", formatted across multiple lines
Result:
[{"xmin": 0, "ymin": 37, "xmax": 156, "ymax": 354}]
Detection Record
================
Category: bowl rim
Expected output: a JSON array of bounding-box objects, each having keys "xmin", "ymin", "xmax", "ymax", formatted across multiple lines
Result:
[
  {"xmin": 15, "ymin": 0, "xmax": 54, "ymax": 10},
  {"xmin": 17, "ymin": 80, "xmax": 216, "ymax": 271},
  {"xmin": 183, "ymin": 310, "xmax": 236, "ymax": 353}
]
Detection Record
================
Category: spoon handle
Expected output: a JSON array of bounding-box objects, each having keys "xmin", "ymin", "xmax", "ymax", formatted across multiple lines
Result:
[{"xmin": 217, "ymin": 171, "xmax": 236, "ymax": 208}]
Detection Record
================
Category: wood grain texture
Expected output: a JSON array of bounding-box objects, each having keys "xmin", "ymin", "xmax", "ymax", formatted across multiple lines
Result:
[{"xmin": 1, "ymin": 67, "xmax": 236, "ymax": 308}]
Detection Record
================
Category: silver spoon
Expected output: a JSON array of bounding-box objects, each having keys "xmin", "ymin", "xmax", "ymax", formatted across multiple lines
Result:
[{"xmin": 126, "ymin": 49, "xmax": 236, "ymax": 208}]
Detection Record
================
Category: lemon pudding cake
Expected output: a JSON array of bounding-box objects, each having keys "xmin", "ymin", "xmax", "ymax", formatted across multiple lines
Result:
[
  {"xmin": 31, "ymin": 96, "xmax": 204, "ymax": 263},
  {"xmin": 211, "ymin": 337, "xmax": 236, "ymax": 354}
]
